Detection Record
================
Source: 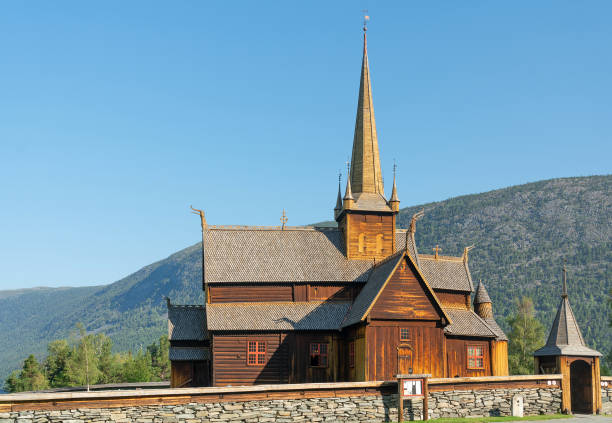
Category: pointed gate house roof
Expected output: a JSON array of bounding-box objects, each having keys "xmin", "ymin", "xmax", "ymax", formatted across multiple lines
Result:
[{"xmin": 534, "ymin": 264, "xmax": 601, "ymax": 357}]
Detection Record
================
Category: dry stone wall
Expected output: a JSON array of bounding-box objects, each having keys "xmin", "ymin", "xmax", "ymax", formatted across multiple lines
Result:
[
  {"xmin": 603, "ymin": 385, "xmax": 612, "ymax": 414},
  {"xmin": 0, "ymin": 387, "xmax": 562, "ymax": 422}
]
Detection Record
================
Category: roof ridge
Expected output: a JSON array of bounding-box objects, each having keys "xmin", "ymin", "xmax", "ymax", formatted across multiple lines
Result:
[
  {"xmin": 169, "ymin": 304, "xmax": 205, "ymax": 309},
  {"xmin": 370, "ymin": 249, "xmax": 405, "ymax": 269},
  {"xmin": 208, "ymin": 225, "xmax": 339, "ymax": 232},
  {"xmin": 207, "ymin": 301, "xmax": 350, "ymax": 307},
  {"xmin": 419, "ymin": 254, "xmax": 463, "ymax": 262}
]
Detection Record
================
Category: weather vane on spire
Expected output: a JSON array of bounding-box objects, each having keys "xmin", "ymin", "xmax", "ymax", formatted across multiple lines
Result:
[
  {"xmin": 362, "ymin": 9, "xmax": 369, "ymax": 32},
  {"xmin": 393, "ymin": 159, "xmax": 397, "ymax": 178}
]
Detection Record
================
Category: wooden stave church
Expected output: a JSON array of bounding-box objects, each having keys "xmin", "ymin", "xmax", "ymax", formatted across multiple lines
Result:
[{"xmin": 167, "ymin": 29, "xmax": 509, "ymax": 388}]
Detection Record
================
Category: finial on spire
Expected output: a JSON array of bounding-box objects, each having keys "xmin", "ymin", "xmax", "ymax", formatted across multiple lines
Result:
[
  {"xmin": 389, "ymin": 159, "xmax": 400, "ymax": 211},
  {"xmin": 562, "ymin": 259, "xmax": 568, "ymax": 298},
  {"xmin": 334, "ymin": 171, "xmax": 343, "ymax": 217},
  {"xmin": 362, "ymin": 10, "xmax": 369, "ymax": 33},
  {"xmin": 343, "ymin": 160, "xmax": 354, "ymax": 205},
  {"xmin": 280, "ymin": 209, "xmax": 288, "ymax": 230}
]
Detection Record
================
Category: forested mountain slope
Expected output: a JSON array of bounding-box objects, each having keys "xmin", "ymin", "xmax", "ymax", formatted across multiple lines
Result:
[{"xmin": 1, "ymin": 175, "xmax": 609, "ymax": 383}]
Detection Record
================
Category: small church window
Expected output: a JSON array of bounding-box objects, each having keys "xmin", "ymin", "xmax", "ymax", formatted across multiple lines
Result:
[
  {"xmin": 310, "ymin": 343, "xmax": 328, "ymax": 367},
  {"xmin": 348, "ymin": 341, "xmax": 355, "ymax": 368},
  {"xmin": 247, "ymin": 341, "xmax": 266, "ymax": 366},
  {"xmin": 467, "ymin": 345, "xmax": 484, "ymax": 369},
  {"xmin": 400, "ymin": 328, "xmax": 410, "ymax": 342},
  {"xmin": 376, "ymin": 234, "xmax": 383, "ymax": 254},
  {"xmin": 358, "ymin": 234, "xmax": 366, "ymax": 253}
]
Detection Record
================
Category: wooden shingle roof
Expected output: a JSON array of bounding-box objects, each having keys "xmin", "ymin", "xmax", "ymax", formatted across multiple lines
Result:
[
  {"xmin": 418, "ymin": 255, "xmax": 474, "ymax": 292},
  {"xmin": 169, "ymin": 346, "xmax": 210, "ymax": 361},
  {"xmin": 206, "ymin": 302, "xmax": 351, "ymax": 331},
  {"xmin": 204, "ymin": 227, "xmax": 372, "ymax": 283},
  {"xmin": 168, "ymin": 304, "xmax": 208, "ymax": 341},
  {"xmin": 535, "ymin": 268, "xmax": 601, "ymax": 357},
  {"xmin": 534, "ymin": 296, "xmax": 601, "ymax": 357},
  {"xmin": 443, "ymin": 308, "xmax": 496, "ymax": 338}
]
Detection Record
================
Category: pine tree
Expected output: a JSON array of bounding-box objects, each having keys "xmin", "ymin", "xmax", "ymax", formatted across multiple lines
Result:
[
  {"xmin": 44, "ymin": 339, "xmax": 71, "ymax": 388},
  {"xmin": 4, "ymin": 355, "xmax": 49, "ymax": 392},
  {"xmin": 507, "ymin": 297, "xmax": 545, "ymax": 375}
]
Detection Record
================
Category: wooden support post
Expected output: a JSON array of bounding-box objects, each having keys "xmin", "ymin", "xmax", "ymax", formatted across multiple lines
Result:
[
  {"xmin": 423, "ymin": 377, "xmax": 429, "ymax": 421},
  {"xmin": 397, "ymin": 379, "xmax": 403, "ymax": 423}
]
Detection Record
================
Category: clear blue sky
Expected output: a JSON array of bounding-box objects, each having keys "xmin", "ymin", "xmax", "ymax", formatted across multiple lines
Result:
[{"xmin": 0, "ymin": 1, "xmax": 610, "ymax": 290}]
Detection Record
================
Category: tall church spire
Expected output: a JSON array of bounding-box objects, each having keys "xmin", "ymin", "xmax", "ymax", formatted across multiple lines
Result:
[{"xmin": 350, "ymin": 27, "xmax": 384, "ymax": 196}]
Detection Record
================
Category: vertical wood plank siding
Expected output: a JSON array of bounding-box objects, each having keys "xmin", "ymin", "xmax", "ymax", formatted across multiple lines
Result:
[
  {"xmin": 369, "ymin": 260, "xmax": 439, "ymax": 320},
  {"xmin": 491, "ymin": 340, "xmax": 509, "ymax": 376},
  {"xmin": 366, "ymin": 322, "xmax": 445, "ymax": 380},
  {"xmin": 345, "ymin": 213, "xmax": 395, "ymax": 260},
  {"xmin": 446, "ymin": 338, "xmax": 492, "ymax": 378}
]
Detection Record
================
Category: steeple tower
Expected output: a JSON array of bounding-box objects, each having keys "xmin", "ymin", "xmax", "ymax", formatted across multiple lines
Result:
[
  {"xmin": 335, "ymin": 22, "xmax": 398, "ymax": 261},
  {"xmin": 350, "ymin": 27, "xmax": 384, "ymax": 196}
]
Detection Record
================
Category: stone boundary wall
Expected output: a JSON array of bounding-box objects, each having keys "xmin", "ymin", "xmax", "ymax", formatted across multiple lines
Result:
[
  {"xmin": 0, "ymin": 375, "xmax": 563, "ymax": 422},
  {"xmin": 603, "ymin": 376, "xmax": 612, "ymax": 414}
]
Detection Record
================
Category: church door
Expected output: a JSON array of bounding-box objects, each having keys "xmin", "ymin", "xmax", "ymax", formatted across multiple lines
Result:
[
  {"xmin": 397, "ymin": 345, "xmax": 414, "ymax": 375},
  {"xmin": 570, "ymin": 359, "xmax": 592, "ymax": 413}
]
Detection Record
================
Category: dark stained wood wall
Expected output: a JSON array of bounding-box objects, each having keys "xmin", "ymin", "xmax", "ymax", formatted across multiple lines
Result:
[
  {"xmin": 446, "ymin": 337, "xmax": 491, "ymax": 378},
  {"xmin": 366, "ymin": 321, "xmax": 446, "ymax": 380},
  {"xmin": 171, "ymin": 362, "xmax": 192, "ymax": 388},
  {"xmin": 344, "ymin": 213, "xmax": 395, "ymax": 261},
  {"xmin": 209, "ymin": 285, "xmax": 293, "ymax": 303},
  {"xmin": 212, "ymin": 334, "xmax": 289, "ymax": 386},
  {"xmin": 369, "ymin": 258, "xmax": 440, "ymax": 321},
  {"xmin": 209, "ymin": 284, "xmax": 359, "ymax": 303},
  {"xmin": 212, "ymin": 333, "xmax": 341, "ymax": 386}
]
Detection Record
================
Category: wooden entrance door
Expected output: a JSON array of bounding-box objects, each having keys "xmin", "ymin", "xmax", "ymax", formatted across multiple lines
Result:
[
  {"xmin": 570, "ymin": 359, "xmax": 592, "ymax": 413},
  {"xmin": 397, "ymin": 345, "xmax": 414, "ymax": 375}
]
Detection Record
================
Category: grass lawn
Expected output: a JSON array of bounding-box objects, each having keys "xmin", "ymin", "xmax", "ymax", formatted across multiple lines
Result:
[{"xmin": 412, "ymin": 415, "xmax": 571, "ymax": 423}]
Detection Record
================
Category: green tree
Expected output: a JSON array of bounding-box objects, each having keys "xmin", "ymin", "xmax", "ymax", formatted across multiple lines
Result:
[
  {"xmin": 122, "ymin": 350, "xmax": 153, "ymax": 382},
  {"xmin": 147, "ymin": 335, "xmax": 170, "ymax": 381},
  {"xmin": 3, "ymin": 355, "xmax": 49, "ymax": 392},
  {"xmin": 507, "ymin": 297, "xmax": 545, "ymax": 375},
  {"xmin": 66, "ymin": 324, "xmax": 101, "ymax": 388},
  {"xmin": 44, "ymin": 339, "xmax": 72, "ymax": 388}
]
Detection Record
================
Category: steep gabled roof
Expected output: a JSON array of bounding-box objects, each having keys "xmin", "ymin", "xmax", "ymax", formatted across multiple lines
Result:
[
  {"xmin": 206, "ymin": 302, "xmax": 350, "ymax": 331},
  {"xmin": 342, "ymin": 250, "xmax": 450, "ymax": 328},
  {"xmin": 418, "ymin": 254, "xmax": 474, "ymax": 292},
  {"xmin": 168, "ymin": 304, "xmax": 208, "ymax": 341}
]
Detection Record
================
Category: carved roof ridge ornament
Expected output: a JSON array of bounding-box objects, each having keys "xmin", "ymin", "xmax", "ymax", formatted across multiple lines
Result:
[
  {"xmin": 409, "ymin": 209, "xmax": 424, "ymax": 234},
  {"xmin": 463, "ymin": 245, "xmax": 475, "ymax": 263}
]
